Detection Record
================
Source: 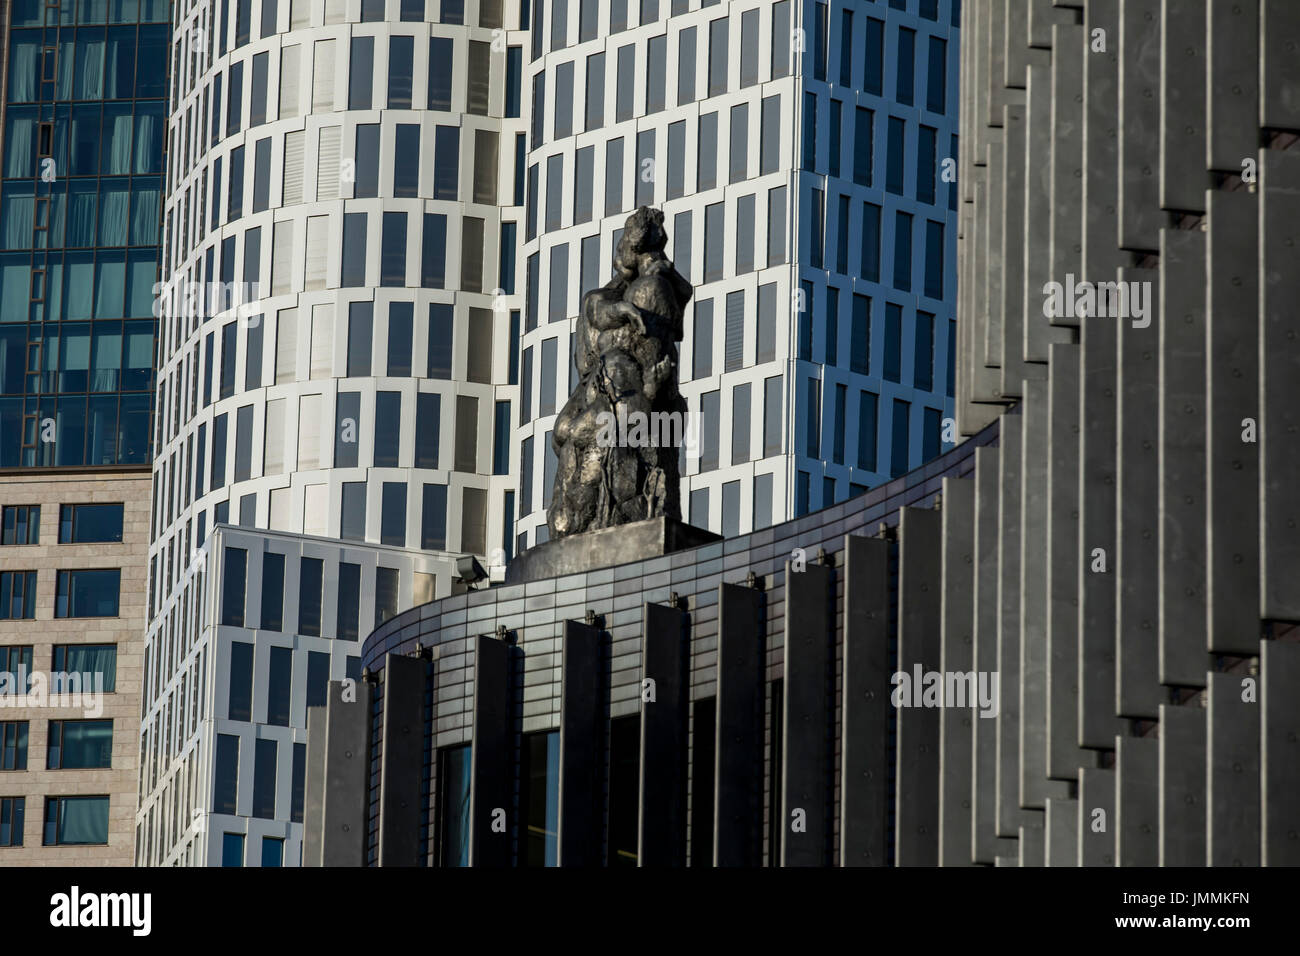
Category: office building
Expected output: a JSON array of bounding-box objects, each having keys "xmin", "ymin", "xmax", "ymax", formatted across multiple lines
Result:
[
  {"xmin": 134, "ymin": 0, "xmax": 526, "ymax": 864},
  {"xmin": 0, "ymin": 0, "xmax": 165, "ymax": 862}
]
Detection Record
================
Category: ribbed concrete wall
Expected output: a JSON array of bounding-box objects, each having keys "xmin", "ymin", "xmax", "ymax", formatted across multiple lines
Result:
[{"xmin": 953, "ymin": 0, "xmax": 1300, "ymax": 866}]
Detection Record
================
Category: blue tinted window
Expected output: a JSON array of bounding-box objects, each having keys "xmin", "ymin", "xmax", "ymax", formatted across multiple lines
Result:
[
  {"xmin": 221, "ymin": 831, "xmax": 244, "ymax": 866},
  {"xmin": 262, "ymin": 836, "xmax": 284, "ymax": 867},
  {"xmin": 43, "ymin": 795, "xmax": 108, "ymax": 846},
  {"xmin": 228, "ymin": 641, "xmax": 253, "ymax": 720},
  {"xmin": 55, "ymin": 568, "xmax": 119, "ymax": 617},
  {"xmin": 521, "ymin": 731, "xmax": 559, "ymax": 866},
  {"xmin": 46, "ymin": 719, "xmax": 112, "ymax": 769},
  {"xmin": 0, "ymin": 569, "xmax": 36, "ymax": 617},
  {"xmin": 214, "ymin": 734, "xmax": 239, "ymax": 813},
  {"xmin": 439, "ymin": 745, "xmax": 471, "ymax": 866},
  {"xmin": 221, "ymin": 548, "xmax": 246, "ymax": 626}
]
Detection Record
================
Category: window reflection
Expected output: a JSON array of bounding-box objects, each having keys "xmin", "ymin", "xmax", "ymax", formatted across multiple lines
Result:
[{"xmin": 520, "ymin": 730, "xmax": 559, "ymax": 866}]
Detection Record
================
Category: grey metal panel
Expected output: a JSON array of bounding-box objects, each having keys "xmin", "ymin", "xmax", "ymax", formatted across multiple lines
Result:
[
  {"xmin": 1205, "ymin": 190, "xmax": 1260, "ymax": 655},
  {"xmin": 1205, "ymin": 0, "xmax": 1259, "ymax": 171},
  {"xmin": 321, "ymin": 679, "xmax": 371, "ymax": 867},
  {"xmin": 1117, "ymin": 0, "xmax": 1162, "ymax": 251},
  {"xmin": 470, "ymin": 635, "xmax": 512, "ymax": 867},
  {"xmin": 558, "ymin": 620, "xmax": 604, "ymax": 866},
  {"xmin": 378, "ymin": 653, "xmax": 425, "ymax": 867},
  {"xmin": 1207, "ymin": 671, "xmax": 1260, "ymax": 866},
  {"xmin": 939, "ymin": 479, "xmax": 976, "ymax": 866},
  {"xmin": 895, "ymin": 507, "xmax": 942, "ymax": 866},
  {"xmin": 1259, "ymin": 149, "xmax": 1300, "ymax": 621},
  {"xmin": 1045, "ymin": 797, "xmax": 1078, "ymax": 867},
  {"xmin": 1003, "ymin": 0, "xmax": 1031, "ymax": 89},
  {"xmin": 1158, "ymin": 703, "xmax": 1207, "ymax": 865},
  {"xmin": 841, "ymin": 533, "xmax": 892, "ymax": 867},
  {"xmin": 972, "ymin": 447, "xmax": 1014, "ymax": 861},
  {"xmin": 1018, "ymin": 380, "xmax": 1053, "ymax": 805},
  {"xmin": 1078, "ymin": 268, "xmax": 1122, "ymax": 747},
  {"xmin": 996, "ymin": 415, "xmax": 1027, "ymax": 836},
  {"xmin": 1000, "ymin": 104, "xmax": 1031, "ymax": 400},
  {"xmin": 782, "ymin": 561, "xmax": 835, "ymax": 867},
  {"xmin": 1049, "ymin": 24, "xmax": 1085, "ymax": 327},
  {"xmin": 1158, "ymin": 0, "xmax": 1207, "ymax": 212},
  {"xmin": 1047, "ymin": 343, "xmax": 1090, "ymax": 779},
  {"xmin": 1078, "ymin": 767, "xmax": 1117, "ymax": 866},
  {"xmin": 1115, "ymin": 734, "xmax": 1159, "ymax": 866},
  {"xmin": 303, "ymin": 704, "xmax": 327, "ymax": 867},
  {"xmin": 1019, "ymin": 817, "xmax": 1045, "ymax": 866},
  {"xmin": 639, "ymin": 602, "xmax": 689, "ymax": 867},
  {"xmin": 1116, "ymin": 266, "xmax": 1161, "ymax": 717},
  {"xmin": 1157, "ymin": 229, "xmax": 1208, "ymax": 688},
  {"xmin": 983, "ymin": 133, "xmax": 1006, "ymax": 371},
  {"xmin": 714, "ymin": 582, "xmax": 764, "ymax": 866},
  {"xmin": 1262, "ymin": 640, "xmax": 1300, "ymax": 865},
  {"xmin": 1259, "ymin": 0, "xmax": 1300, "ymax": 131},
  {"xmin": 1023, "ymin": 57, "xmax": 1074, "ymax": 360},
  {"xmin": 1081, "ymin": 0, "xmax": 1126, "ymax": 281}
]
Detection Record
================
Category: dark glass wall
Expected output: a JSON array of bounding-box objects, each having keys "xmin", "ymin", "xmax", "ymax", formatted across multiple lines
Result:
[{"xmin": 0, "ymin": 0, "xmax": 165, "ymax": 466}]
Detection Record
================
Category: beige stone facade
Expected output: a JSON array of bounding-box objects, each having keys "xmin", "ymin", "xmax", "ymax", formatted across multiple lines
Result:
[{"xmin": 0, "ymin": 469, "xmax": 150, "ymax": 865}]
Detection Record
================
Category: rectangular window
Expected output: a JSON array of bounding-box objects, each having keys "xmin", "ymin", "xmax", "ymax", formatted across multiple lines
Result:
[
  {"xmin": 677, "ymin": 27, "xmax": 696, "ymax": 105},
  {"xmin": 585, "ymin": 52, "xmax": 605, "ymax": 129},
  {"xmin": 381, "ymin": 212, "xmax": 407, "ymax": 287},
  {"xmin": 0, "ymin": 647, "xmax": 32, "ymax": 696},
  {"xmin": 810, "ymin": 188, "xmax": 825, "ymax": 269},
  {"xmin": 415, "ymin": 393, "xmax": 441, "ymax": 469},
  {"xmin": 43, "ymin": 796, "xmax": 108, "ymax": 846},
  {"xmin": 261, "ymin": 552, "xmax": 285, "ymax": 631},
  {"xmin": 251, "ymin": 52, "xmax": 269, "ymax": 126},
  {"xmin": 421, "ymin": 484, "xmax": 448, "ymax": 550},
  {"xmin": 267, "ymin": 646, "xmax": 291, "ymax": 726},
  {"xmin": 520, "ymin": 731, "xmax": 559, "ymax": 866},
  {"xmin": 548, "ymin": 245, "xmax": 568, "ymax": 323},
  {"xmin": 553, "ymin": 61, "xmax": 574, "ymax": 138},
  {"xmin": 228, "ymin": 641, "xmax": 253, "ymax": 721},
  {"xmin": 387, "ymin": 35, "xmax": 413, "ymax": 108},
  {"xmin": 802, "ymin": 93, "xmax": 817, "ymax": 172},
  {"xmin": 0, "ymin": 572, "xmax": 35, "ymax": 624},
  {"xmin": 616, "ymin": 45, "xmax": 635, "ymax": 122},
  {"xmin": 927, "ymin": 36, "xmax": 947, "ymax": 114},
  {"xmin": 704, "ymin": 202, "xmax": 724, "ymax": 283},
  {"xmin": 894, "ymin": 212, "xmax": 913, "ymax": 292},
  {"xmin": 891, "ymin": 398, "xmax": 911, "ymax": 478},
  {"xmin": 380, "ymin": 483, "xmax": 406, "ymax": 546},
  {"xmin": 833, "ymin": 383, "xmax": 847, "ymax": 465},
  {"xmin": 884, "ymin": 303, "xmax": 902, "ymax": 383},
  {"xmin": 708, "ymin": 17, "xmax": 728, "ymax": 96},
  {"xmin": 298, "ymin": 557, "xmax": 323, "ymax": 636},
  {"xmin": 693, "ymin": 301, "xmax": 713, "ymax": 379},
  {"xmin": 1, "ymin": 505, "xmax": 39, "ymax": 545},
  {"xmin": 918, "ymin": 125, "xmax": 937, "ymax": 205},
  {"xmin": 924, "ymin": 221, "xmax": 945, "ymax": 300},
  {"xmin": 375, "ymin": 567, "xmax": 399, "ymax": 628},
  {"xmin": 54, "ymin": 504, "xmax": 118, "ymax": 544},
  {"xmin": 347, "ymin": 303, "xmax": 373, "ymax": 377},
  {"xmin": 923, "ymin": 406, "xmax": 942, "ymax": 462},
  {"xmin": 858, "ymin": 391, "xmax": 879, "ymax": 471},
  {"xmin": 429, "ymin": 37, "xmax": 453, "ymax": 110},
  {"xmin": 636, "ymin": 131, "xmax": 655, "ymax": 207},
  {"xmin": 422, "ymin": 214, "xmax": 447, "ymax": 288},
  {"xmin": 854, "ymin": 108, "xmax": 874, "ymax": 187},
  {"xmin": 221, "ymin": 832, "xmax": 244, "ymax": 866},
  {"xmin": 760, "ymin": 95, "xmax": 781, "ymax": 175},
  {"xmin": 914, "ymin": 311, "xmax": 935, "ymax": 390},
  {"xmin": 335, "ymin": 392, "xmax": 360, "ymax": 467},
  {"xmin": 395, "ymin": 125, "xmax": 421, "ymax": 198},
  {"xmin": 341, "ymin": 213, "xmax": 367, "ymax": 288},
  {"xmin": 700, "ymin": 390, "xmax": 720, "ymax": 471},
  {"xmin": 341, "ymin": 482, "xmax": 366, "ymax": 541},
  {"xmin": 55, "ymin": 569, "xmax": 120, "ymax": 619},
  {"xmin": 438, "ymin": 745, "xmax": 471, "ymax": 866},
  {"xmin": 506, "ymin": 46, "xmax": 523, "ymax": 117},
  {"xmin": 732, "ymin": 382, "xmax": 751, "ymax": 465},
  {"xmin": 349, "ymin": 36, "xmax": 374, "ymax": 109},
  {"xmin": 735, "ymin": 194, "xmax": 755, "ymax": 275},
  {"xmin": 806, "ymin": 378, "xmax": 821, "ymax": 458},
  {"xmin": 428, "ymin": 304, "xmax": 453, "ymax": 378},
  {"xmin": 864, "ymin": 17, "xmax": 884, "ymax": 95},
  {"xmin": 690, "ymin": 699, "xmax": 715, "ymax": 866},
  {"xmin": 337, "ymin": 562, "xmax": 361, "ymax": 640},
  {"xmin": 1, "ymin": 722, "xmax": 29, "ymax": 771},
  {"xmin": 836, "ymin": 195, "xmax": 850, "ymax": 275},
  {"xmin": 494, "ymin": 401, "xmax": 511, "ymax": 475},
  {"xmin": 607, "ymin": 716, "xmax": 641, "ymax": 866},
  {"xmin": 698, "ymin": 113, "xmax": 718, "ymax": 191},
  {"xmin": 434, "ymin": 127, "xmax": 460, "ymax": 201},
  {"xmin": 862, "ymin": 202, "xmax": 882, "ymax": 281},
  {"xmin": 764, "ymin": 375, "xmax": 782, "ymax": 457},
  {"xmin": 263, "ymin": 837, "xmax": 285, "ymax": 867},
  {"xmin": 0, "ymin": 796, "xmax": 24, "ymax": 846},
  {"xmin": 725, "ymin": 291, "xmax": 745, "ymax": 371},
  {"xmin": 768, "ymin": 185, "xmax": 787, "ymax": 266},
  {"xmin": 647, "ymin": 35, "xmax": 666, "ymax": 113},
  {"xmin": 252, "ymin": 737, "xmax": 277, "ymax": 818},
  {"xmin": 234, "ymin": 404, "xmax": 254, "ymax": 482},
  {"xmin": 887, "ymin": 116, "xmax": 906, "ymax": 195},
  {"xmin": 455, "ymin": 396, "xmax": 478, "ymax": 472},
  {"xmin": 729, "ymin": 104, "xmax": 748, "ymax": 183},
  {"xmin": 51, "ymin": 645, "xmax": 116, "ymax": 693},
  {"xmin": 897, "ymin": 27, "xmax": 915, "ymax": 106}
]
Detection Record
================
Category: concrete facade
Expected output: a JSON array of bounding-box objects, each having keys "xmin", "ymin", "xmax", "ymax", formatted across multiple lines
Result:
[{"xmin": 0, "ymin": 469, "xmax": 150, "ymax": 865}]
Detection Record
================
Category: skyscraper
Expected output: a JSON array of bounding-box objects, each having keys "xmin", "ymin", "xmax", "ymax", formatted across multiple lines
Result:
[
  {"xmin": 135, "ymin": 0, "xmax": 526, "ymax": 865},
  {"xmin": 0, "ymin": 0, "xmax": 166, "ymax": 861}
]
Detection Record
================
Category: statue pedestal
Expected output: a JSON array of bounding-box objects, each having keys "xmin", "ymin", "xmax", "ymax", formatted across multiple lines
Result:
[{"xmin": 505, "ymin": 517, "xmax": 722, "ymax": 584}]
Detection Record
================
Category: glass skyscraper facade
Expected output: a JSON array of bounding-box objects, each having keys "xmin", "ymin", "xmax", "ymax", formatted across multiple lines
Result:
[{"xmin": 0, "ymin": 0, "xmax": 165, "ymax": 468}]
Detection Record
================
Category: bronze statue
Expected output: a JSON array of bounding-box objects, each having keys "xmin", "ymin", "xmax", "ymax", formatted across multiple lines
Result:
[{"xmin": 547, "ymin": 207, "xmax": 693, "ymax": 538}]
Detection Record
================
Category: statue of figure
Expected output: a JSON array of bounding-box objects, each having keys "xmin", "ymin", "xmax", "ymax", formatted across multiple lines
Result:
[{"xmin": 547, "ymin": 207, "xmax": 693, "ymax": 539}]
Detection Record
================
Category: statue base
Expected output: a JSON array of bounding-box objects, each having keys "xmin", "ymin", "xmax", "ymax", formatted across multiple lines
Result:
[{"xmin": 505, "ymin": 516, "xmax": 722, "ymax": 584}]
